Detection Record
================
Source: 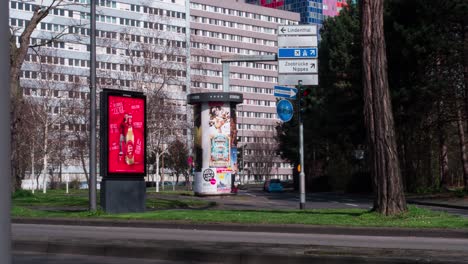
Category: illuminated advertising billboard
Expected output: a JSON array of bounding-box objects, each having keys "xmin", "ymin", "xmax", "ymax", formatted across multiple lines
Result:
[{"xmin": 100, "ymin": 89, "xmax": 146, "ymax": 177}]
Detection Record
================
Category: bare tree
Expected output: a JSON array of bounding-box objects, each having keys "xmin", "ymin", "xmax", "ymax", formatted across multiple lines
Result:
[
  {"xmin": 166, "ymin": 139, "xmax": 189, "ymax": 187},
  {"xmin": 244, "ymin": 132, "xmax": 278, "ymax": 182},
  {"xmin": 23, "ymin": 63, "xmax": 68, "ymax": 193},
  {"xmin": 60, "ymin": 81, "xmax": 90, "ymax": 184},
  {"xmin": 9, "ymin": 0, "xmax": 87, "ymax": 191},
  {"xmin": 361, "ymin": 0, "xmax": 407, "ymax": 215}
]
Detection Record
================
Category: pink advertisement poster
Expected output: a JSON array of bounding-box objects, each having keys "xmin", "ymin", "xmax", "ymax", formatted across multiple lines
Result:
[{"xmin": 107, "ymin": 95, "xmax": 145, "ymax": 174}]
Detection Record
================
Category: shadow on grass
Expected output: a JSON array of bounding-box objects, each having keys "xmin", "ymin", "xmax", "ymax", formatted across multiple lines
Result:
[
  {"xmin": 146, "ymin": 198, "xmax": 218, "ymax": 211},
  {"xmin": 220, "ymin": 209, "xmax": 370, "ymax": 217}
]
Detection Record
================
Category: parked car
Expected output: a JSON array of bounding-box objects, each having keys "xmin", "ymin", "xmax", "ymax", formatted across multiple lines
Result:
[{"xmin": 263, "ymin": 179, "xmax": 283, "ymax": 192}]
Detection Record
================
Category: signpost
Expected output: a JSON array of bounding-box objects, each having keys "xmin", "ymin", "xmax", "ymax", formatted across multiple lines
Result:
[
  {"xmin": 276, "ymin": 24, "xmax": 319, "ymax": 210},
  {"xmin": 278, "ymin": 36, "xmax": 318, "ymax": 47},
  {"xmin": 279, "ymin": 59, "xmax": 318, "ymax": 74},
  {"xmin": 274, "ymin": 86, "xmax": 298, "ymax": 99},
  {"xmin": 279, "ymin": 74, "xmax": 319, "ymax": 86},
  {"xmin": 278, "ymin": 25, "xmax": 318, "ymax": 36},
  {"xmin": 278, "ymin": 48, "xmax": 317, "ymax": 59},
  {"xmin": 276, "ymin": 99, "xmax": 294, "ymax": 122}
]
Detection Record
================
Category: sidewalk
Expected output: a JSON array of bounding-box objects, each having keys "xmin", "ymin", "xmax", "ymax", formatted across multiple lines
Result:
[
  {"xmin": 407, "ymin": 195, "xmax": 468, "ymax": 210},
  {"xmin": 12, "ymin": 217, "xmax": 468, "ymax": 239}
]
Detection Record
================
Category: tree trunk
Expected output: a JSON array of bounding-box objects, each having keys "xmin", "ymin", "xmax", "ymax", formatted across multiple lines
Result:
[
  {"xmin": 80, "ymin": 152, "xmax": 89, "ymax": 184},
  {"xmin": 439, "ymin": 138, "xmax": 449, "ymax": 188},
  {"xmin": 42, "ymin": 119, "xmax": 49, "ymax": 194},
  {"xmin": 31, "ymin": 145, "xmax": 35, "ymax": 194},
  {"xmin": 457, "ymin": 101, "xmax": 468, "ymax": 190},
  {"xmin": 463, "ymin": 17, "xmax": 468, "ymax": 190},
  {"xmin": 361, "ymin": 0, "xmax": 407, "ymax": 215}
]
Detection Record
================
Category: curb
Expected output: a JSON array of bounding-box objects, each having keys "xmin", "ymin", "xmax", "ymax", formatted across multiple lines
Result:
[
  {"xmin": 408, "ymin": 200, "xmax": 468, "ymax": 211},
  {"xmin": 13, "ymin": 239, "xmax": 466, "ymax": 264},
  {"xmin": 13, "ymin": 217, "xmax": 468, "ymax": 239}
]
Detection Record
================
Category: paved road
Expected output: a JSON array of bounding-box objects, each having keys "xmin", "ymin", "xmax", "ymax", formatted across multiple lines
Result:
[
  {"xmin": 14, "ymin": 252, "xmax": 192, "ymax": 264},
  {"xmin": 12, "ymin": 224, "xmax": 468, "ymax": 252},
  {"xmin": 205, "ymin": 187, "xmax": 468, "ymax": 217}
]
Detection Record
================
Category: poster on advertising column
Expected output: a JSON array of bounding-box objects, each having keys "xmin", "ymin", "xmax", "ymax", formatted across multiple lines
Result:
[
  {"xmin": 100, "ymin": 89, "xmax": 146, "ymax": 177},
  {"xmin": 207, "ymin": 103, "xmax": 231, "ymax": 168}
]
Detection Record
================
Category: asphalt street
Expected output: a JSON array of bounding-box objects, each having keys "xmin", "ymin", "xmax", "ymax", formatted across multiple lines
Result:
[
  {"xmin": 12, "ymin": 223, "xmax": 468, "ymax": 252},
  {"xmin": 201, "ymin": 187, "xmax": 468, "ymax": 217},
  {"xmin": 13, "ymin": 252, "xmax": 196, "ymax": 264}
]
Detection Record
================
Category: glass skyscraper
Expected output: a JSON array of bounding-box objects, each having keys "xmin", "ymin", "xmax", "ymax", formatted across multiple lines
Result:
[{"xmin": 245, "ymin": 0, "xmax": 324, "ymax": 25}]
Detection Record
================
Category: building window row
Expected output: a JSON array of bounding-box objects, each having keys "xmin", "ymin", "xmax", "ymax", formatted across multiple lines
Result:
[
  {"xmin": 191, "ymin": 42, "xmax": 274, "ymax": 56},
  {"xmin": 191, "ymin": 55, "xmax": 221, "ymax": 64},
  {"xmin": 191, "ymin": 29, "xmax": 276, "ymax": 47},
  {"xmin": 238, "ymin": 111, "xmax": 276, "ymax": 119},
  {"xmin": 242, "ymin": 162, "xmax": 292, "ymax": 169},
  {"xmin": 229, "ymin": 62, "xmax": 277, "ymax": 71},
  {"xmin": 191, "ymin": 16, "xmax": 277, "ymax": 35},
  {"xmin": 231, "ymin": 86, "xmax": 273, "ymax": 95},
  {"xmin": 20, "ymin": 71, "xmax": 87, "ymax": 84},
  {"xmin": 191, "ymin": 69, "xmax": 221, "ymax": 77},
  {"xmin": 25, "ymin": 54, "xmax": 88, "ymax": 67},
  {"xmin": 242, "ymin": 99, "xmax": 274, "ymax": 107},
  {"xmin": 190, "ymin": 3, "xmax": 298, "ymax": 26},
  {"xmin": 97, "ymin": 31, "xmax": 186, "ymax": 49},
  {"xmin": 131, "ymin": 4, "xmax": 186, "ymax": 20},
  {"xmin": 40, "ymin": 22, "xmax": 67, "ymax": 33},
  {"xmin": 107, "ymin": 47, "xmax": 186, "ymax": 63},
  {"xmin": 239, "ymin": 136, "xmax": 276, "ymax": 144},
  {"xmin": 237, "ymin": 124, "xmax": 275, "ymax": 132},
  {"xmin": 191, "ymin": 82, "xmax": 222, "ymax": 90},
  {"xmin": 191, "ymin": 56, "xmax": 277, "ymax": 71},
  {"xmin": 98, "ymin": 62, "xmax": 187, "ymax": 78},
  {"xmin": 23, "ymin": 87, "xmax": 88, "ymax": 100},
  {"xmin": 10, "ymin": 18, "xmax": 29, "ymax": 28},
  {"xmin": 230, "ymin": 73, "xmax": 277, "ymax": 83}
]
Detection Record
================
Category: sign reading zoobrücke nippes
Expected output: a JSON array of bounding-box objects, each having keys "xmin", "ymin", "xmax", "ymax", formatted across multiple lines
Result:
[{"xmin": 100, "ymin": 89, "xmax": 147, "ymax": 177}]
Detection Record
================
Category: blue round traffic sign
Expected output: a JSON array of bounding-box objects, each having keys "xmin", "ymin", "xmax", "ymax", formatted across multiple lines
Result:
[{"xmin": 277, "ymin": 99, "xmax": 294, "ymax": 122}]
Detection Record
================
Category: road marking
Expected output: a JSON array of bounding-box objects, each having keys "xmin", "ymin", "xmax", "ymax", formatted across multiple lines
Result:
[{"xmin": 345, "ymin": 203, "xmax": 358, "ymax": 207}]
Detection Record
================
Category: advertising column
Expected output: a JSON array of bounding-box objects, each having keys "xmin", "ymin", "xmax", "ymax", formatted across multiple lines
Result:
[
  {"xmin": 100, "ymin": 89, "xmax": 147, "ymax": 213},
  {"xmin": 188, "ymin": 93, "xmax": 242, "ymax": 196}
]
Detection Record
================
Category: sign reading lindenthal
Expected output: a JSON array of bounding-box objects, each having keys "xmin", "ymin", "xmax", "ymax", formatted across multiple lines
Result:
[{"xmin": 188, "ymin": 93, "xmax": 243, "ymax": 195}]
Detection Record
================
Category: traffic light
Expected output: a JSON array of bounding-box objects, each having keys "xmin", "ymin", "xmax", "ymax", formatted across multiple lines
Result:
[{"xmin": 299, "ymin": 86, "xmax": 312, "ymax": 113}]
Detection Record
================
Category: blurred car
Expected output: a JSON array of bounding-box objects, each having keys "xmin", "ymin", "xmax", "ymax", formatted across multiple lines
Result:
[
  {"xmin": 79, "ymin": 182, "xmax": 88, "ymax": 190},
  {"xmin": 263, "ymin": 179, "xmax": 283, "ymax": 192}
]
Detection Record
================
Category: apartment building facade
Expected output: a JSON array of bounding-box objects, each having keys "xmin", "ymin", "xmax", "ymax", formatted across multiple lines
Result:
[
  {"xmin": 10, "ymin": 0, "xmax": 300, "ymax": 184},
  {"xmin": 10, "ymin": 0, "xmax": 191, "ymax": 184},
  {"xmin": 189, "ymin": 0, "xmax": 300, "ymax": 180}
]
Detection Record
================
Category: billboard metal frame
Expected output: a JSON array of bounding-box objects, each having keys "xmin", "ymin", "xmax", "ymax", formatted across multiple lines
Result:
[{"xmin": 100, "ymin": 89, "xmax": 147, "ymax": 178}]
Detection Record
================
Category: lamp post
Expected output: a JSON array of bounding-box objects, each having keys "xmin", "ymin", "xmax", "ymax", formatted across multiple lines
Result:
[
  {"xmin": 89, "ymin": 0, "xmax": 97, "ymax": 211},
  {"xmin": 1, "ymin": 1, "xmax": 11, "ymax": 263}
]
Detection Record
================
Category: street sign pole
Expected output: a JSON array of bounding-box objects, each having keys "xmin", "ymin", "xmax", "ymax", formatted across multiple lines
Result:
[
  {"xmin": 297, "ymin": 81, "xmax": 306, "ymax": 210},
  {"xmin": 89, "ymin": 0, "xmax": 97, "ymax": 211},
  {"xmin": 0, "ymin": 1, "xmax": 11, "ymax": 263}
]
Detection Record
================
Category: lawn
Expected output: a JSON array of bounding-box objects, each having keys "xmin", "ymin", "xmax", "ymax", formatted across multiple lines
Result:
[{"xmin": 11, "ymin": 189, "xmax": 468, "ymax": 229}]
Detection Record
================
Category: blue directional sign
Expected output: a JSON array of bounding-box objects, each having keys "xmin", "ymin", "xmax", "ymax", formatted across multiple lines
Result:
[
  {"xmin": 277, "ymin": 99, "xmax": 294, "ymax": 122},
  {"xmin": 274, "ymin": 86, "xmax": 298, "ymax": 99},
  {"xmin": 278, "ymin": 48, "xmax": 318, "ymax": 59}
]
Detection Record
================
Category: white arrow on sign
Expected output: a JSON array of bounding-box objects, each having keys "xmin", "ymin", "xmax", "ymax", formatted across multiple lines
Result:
[
  {"xmin": 274, "ymin": 86, "xmax": 298, "ymax": 99},
  {"xmin": 279, "ymin": 59, "xmax": 318, "ymax": 74},
  {"xmin": 278, "ymin": 25, "xmax": 318, "ymax": 36}
]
